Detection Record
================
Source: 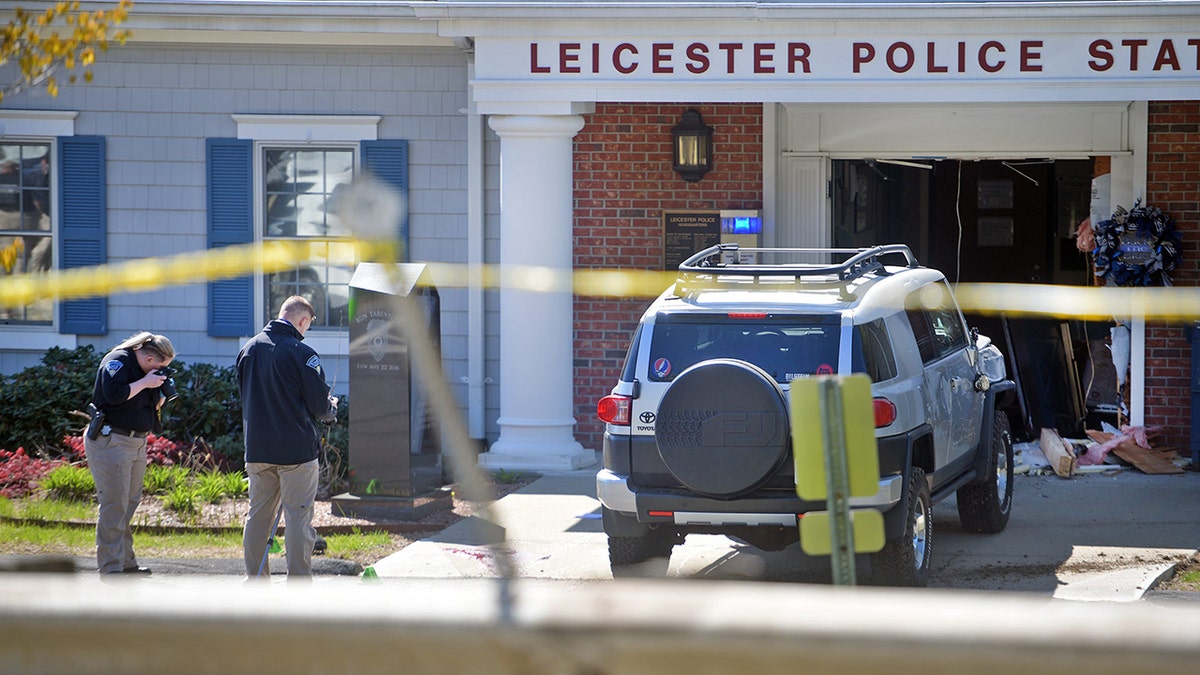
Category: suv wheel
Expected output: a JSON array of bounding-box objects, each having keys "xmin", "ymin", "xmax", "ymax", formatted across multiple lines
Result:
[
  {"xmin": 655, "ymin": 359, "xmax": 790, "ymax": 498},
  {"xmin": 956, "ymin": 410, "xmax": 1014, "ymax": 534},
  {"xmin": 870, "ymin": 467, "xmax": 932, "ymax": 587}
]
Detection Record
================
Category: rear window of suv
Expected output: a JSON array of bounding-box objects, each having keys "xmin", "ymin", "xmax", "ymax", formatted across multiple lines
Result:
[{"xmin": 645, "ymin": 314, "xmax": 896, "ymax": 384}]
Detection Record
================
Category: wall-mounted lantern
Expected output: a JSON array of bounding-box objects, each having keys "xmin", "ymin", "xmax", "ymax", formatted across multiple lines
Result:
[{"xmin": 671, "ymin": 109, "xmax": 714, "ymax": 182}]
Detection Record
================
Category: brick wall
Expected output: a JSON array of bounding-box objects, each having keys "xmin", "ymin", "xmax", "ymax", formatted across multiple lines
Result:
[
  {"xmin": 572, "ymin": 103, "xmax": 763, "ymax": 450},
  {"xmin": 1144, "ymin": 102, "xmax": 1200, "ymax": 449}
]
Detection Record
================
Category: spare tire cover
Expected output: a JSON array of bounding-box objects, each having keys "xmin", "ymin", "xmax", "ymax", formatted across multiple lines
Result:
[{"xmin": 655, "ymin": 358, "xmax": 790, "ymax": 498}]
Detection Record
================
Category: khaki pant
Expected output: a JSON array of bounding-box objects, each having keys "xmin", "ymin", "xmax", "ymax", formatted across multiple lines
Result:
[
  {"xmin": 84, "ymin": 433, "xmax": 147, "ymax": 574},
  {"xmin": 243, "ymin": 460, "xmax": 319, "ymax": 579}
]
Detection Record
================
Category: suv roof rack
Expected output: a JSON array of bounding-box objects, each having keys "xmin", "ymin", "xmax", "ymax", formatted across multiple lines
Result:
[{"xmin": 675, "ymin": 244, "xmax": 921, "ymax": 294}]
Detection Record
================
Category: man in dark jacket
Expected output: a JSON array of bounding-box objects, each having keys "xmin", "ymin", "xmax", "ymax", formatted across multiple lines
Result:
[{"xmin": 237, "ymin": 295, "xmax": 337, "ymax": 579}]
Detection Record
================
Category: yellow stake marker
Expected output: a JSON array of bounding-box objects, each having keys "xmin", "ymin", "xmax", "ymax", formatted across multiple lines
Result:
[
  {"xmin": 792, "ymin": 374, "xmax": 879, "ymax": 501},
  {"xmin": 791, "ymin": 374, "xmax": 884, "ymax": 582}
]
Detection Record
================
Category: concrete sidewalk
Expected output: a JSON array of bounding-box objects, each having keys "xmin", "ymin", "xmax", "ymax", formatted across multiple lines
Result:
[{"xmin": 371, "ymin": 465, "xmax": 1200, "ymax": 601}]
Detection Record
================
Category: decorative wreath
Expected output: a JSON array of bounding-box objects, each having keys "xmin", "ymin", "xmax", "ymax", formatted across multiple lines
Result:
[{"xmin": 1091, "ymin": 199, "xmax": 1181, "ymax": 287}]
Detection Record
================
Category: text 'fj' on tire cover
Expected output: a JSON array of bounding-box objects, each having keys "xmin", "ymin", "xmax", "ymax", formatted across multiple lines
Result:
[{"xmin": 655, "ymin": 358, "xmax": 790, "ymax": 498}]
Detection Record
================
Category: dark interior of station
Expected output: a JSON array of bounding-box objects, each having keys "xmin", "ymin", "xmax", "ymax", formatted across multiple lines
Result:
[{"xmin": 832, "ymin": 158, "xmax": 1116, "ymax": 441}]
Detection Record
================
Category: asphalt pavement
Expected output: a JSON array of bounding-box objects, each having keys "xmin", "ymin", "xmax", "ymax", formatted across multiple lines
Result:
[{"xmin": 368, "ymin": 458, "xmax": 1200, "ymax": 602}]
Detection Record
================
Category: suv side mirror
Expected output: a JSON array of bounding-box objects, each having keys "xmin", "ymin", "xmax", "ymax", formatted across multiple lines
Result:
[{"xmin": 966, "ymin": 327, "xmax": 980, "ymax": 368}]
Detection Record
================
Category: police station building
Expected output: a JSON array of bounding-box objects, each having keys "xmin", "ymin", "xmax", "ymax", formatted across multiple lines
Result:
[{"xmin": 1, "ymin": 1, "xmax": 1197, "ymax": 470}]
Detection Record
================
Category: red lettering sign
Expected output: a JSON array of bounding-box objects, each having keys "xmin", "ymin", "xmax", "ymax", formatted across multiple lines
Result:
[
  {"xmin": 686, "ymin": 43, "xmax": 710, "ymax": 73},
  {"xmin": 788, "ymin": 42, "xmax": 811, "ymax": 74},
  {"xmin": 561, "ymin": 43, "xmax": 580, "ymax": 74},
  {"xmin": 521, "ymin": 37, "xmax": 1200, "ymax": 77},
  {"xmin": 530, "ymin": 43, "xmax": 550, "ymax": 73}
]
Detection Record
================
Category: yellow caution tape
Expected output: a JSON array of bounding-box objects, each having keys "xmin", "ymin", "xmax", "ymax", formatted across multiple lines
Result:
[{"xmin": 2, "ymin": 238, "xmax": 1199, "ymax": 320}]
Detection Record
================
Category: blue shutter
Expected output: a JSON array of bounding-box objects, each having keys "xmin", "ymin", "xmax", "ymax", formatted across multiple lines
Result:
[
  {"xmin": 57, "ymin": 136, "xmax": 107, "ymax": 335},
  {"xmin": 360, "ymin": 139, "xmax": 409, "ymax": 261},
  {"xmin": 206, "ymin": 138, "xmax": 254, "ymax": 337}
]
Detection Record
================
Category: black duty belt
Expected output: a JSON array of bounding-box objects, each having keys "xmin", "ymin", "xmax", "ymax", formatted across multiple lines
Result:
[{"xmin": 105, "ymin": 425, "xmax": 149, "ymax": 439}]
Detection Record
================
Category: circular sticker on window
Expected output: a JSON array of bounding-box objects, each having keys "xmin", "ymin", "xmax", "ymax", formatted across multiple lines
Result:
[
  {"xmin": 816, "ymin": 364, "xmax": 834, "ymax": 375},
  {"xmin": 653, "ymin": 358, "xmax": 672, "ymax": 379}
]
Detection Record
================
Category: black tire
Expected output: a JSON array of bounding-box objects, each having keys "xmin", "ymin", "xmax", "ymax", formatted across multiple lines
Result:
[
  {"xmin": 608, "ymin": 529, "xmax": 677, "ymax": 567},
  {"xmin": 655, "ymin": 358, "xmax": 790, "ymax": 498},
  {"xmin": 957, "ymin": 410, "xmax": 1014, "ymax": 534},
  {"xmin": 870, "ymin": 467, "xmax": 932, "ymax": 587}
]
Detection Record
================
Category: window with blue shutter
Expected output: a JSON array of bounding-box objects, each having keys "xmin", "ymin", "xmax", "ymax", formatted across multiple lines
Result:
[
  {"xmin": 57, "ymin": 136, "xmax": 107, "ymax": 335},
  {"xmin": 206, "ymin": 132, "xmax": 408, "ymax": 333},
  {"xmin": 206, "ymin": 138, "xmax": 253, "ymax": 337}
]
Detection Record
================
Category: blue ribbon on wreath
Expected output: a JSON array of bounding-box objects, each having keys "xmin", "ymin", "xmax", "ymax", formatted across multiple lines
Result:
[{"xmin": 1092, "ymin": 199, "xmax": 1180, "ymax": 287}]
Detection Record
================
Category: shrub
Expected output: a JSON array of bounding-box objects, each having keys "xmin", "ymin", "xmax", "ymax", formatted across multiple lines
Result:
[
  {"xmin": 1, "ymin": 346, "xmax": 349, "ymax": 483},
  {"xmin": 38, "ymin": 465, "xmax": 96, "ymax": 502},
  {"xmin": 0, "ymin": 346, "xmax": 98, "ymax": 456},
  {"xmin": 317, "ymin": 396, "xmax": 350, "ymax": 498},
  {"xmin": 0, "ymin": 448, "xmax": 64, "ymax": 498},
  {"xmin": 158, "ymin": 360, "xmax": 244, "ymax": 468}
]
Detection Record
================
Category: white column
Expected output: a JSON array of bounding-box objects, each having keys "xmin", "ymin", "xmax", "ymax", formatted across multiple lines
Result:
[{"xmin": 480, "ymin": 114, "xmax": 595, "ymax": 471}]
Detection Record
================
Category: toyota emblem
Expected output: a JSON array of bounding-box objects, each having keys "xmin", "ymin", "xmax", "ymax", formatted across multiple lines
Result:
[{"xmin": 639, "ymin": 411, "xmax": 656, "ymax": 424}]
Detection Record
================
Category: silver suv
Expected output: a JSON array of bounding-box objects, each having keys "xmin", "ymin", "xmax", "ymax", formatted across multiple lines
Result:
[{"xmin": 595, "ymin": 244, "xmax": 1015, "ymax": 586}]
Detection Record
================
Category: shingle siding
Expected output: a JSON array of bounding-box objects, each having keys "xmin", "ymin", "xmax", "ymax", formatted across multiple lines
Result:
[{"xmin": 1, "ymin": 45, "xmax": 479, "ymax": 411}]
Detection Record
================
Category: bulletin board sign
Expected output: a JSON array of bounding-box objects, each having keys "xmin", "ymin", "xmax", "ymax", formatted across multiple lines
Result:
[{"xmin": 663, "ymin": 210, "xmax": 720, "ymax": 270}]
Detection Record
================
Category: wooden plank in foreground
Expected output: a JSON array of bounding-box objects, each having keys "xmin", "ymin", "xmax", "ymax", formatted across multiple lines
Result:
[{"xmin": 1039, "ymin": 428, "xmax": 1077, "ymax": 478}]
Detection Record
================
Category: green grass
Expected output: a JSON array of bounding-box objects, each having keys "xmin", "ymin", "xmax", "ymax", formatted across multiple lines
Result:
[
  {"xmin": 492, "ymin": 469, "xmax": 524, "ymax": 484},
  {"xmin": 324, "ymin": 528, "xmax": 393, "ymax": 558},
  {"xmin": 0, "ymin": 521, "xmax": 96, "ymax": 554},
  {"xmin": 1177, "ymin": 568, "xmax": 1200, "ymax": 586},
  {"xmin": 0, "ymin": 518, "xmax": 399, "ymax": 566},
  {"xmin": 1, "ymin": 495, "xmax": 405, "ymax": 568},
  {"xmin": 0, "ymin": 519, "xmax": 244, "ymax": 557},
  {"xmin": 1, "ymin": 497, "xmax": 95, "ymax": 522}
]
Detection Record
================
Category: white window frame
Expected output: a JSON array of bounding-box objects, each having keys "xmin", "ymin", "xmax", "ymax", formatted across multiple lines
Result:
[
  {"xmin": 0, "ymin": 111, "xmax": 78, "ymax": 350},
  {"xmin": 232, "ymin": 115, "xmax": 380, "ymax": 357}
]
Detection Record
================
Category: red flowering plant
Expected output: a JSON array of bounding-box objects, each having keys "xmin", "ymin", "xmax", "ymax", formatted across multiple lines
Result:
[
  {"xmin": 0, "ymin": 447, "xmax": 65, "ymax": 499},
  {"xmin": 61, "ymin": 432, "xmax": 234, "ymax": 471}
]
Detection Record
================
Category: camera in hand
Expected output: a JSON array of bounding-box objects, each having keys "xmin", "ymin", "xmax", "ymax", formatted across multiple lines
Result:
[{"xmin": 156, "ymin": 367, "xmax": 179, "ymax": 403}]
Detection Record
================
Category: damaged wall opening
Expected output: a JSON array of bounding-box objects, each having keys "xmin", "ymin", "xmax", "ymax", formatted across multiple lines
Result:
[{"xmin": 831, "ymin": 158, "xmax": 1116, "ymax": 442}]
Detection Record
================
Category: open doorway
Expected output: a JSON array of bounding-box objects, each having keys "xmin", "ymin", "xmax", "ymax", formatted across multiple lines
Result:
[{"xmin": 831, "ymin": 158, "xmax": 1111, "ymax": 441}]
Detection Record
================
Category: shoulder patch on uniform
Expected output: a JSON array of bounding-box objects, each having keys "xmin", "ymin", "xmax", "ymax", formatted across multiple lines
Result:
[
  {"xmin": 306, "ymin": 355, "xmax": 322, "ymax": 371},
  {"xmin": 103, "ymin": 360, "xmax": 123, "ymax": 376}
]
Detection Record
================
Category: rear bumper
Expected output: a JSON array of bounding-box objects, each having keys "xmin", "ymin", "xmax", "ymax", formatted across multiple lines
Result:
[{"xmin": 596, "ymin": 468, "xmax": 904, "ymax": 527}]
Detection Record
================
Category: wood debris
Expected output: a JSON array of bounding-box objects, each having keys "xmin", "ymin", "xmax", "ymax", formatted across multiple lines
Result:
[
  {"xmin": 1084, "ymin": 429, "xmax": 1183, "ymax": 475},
  {"xmin": 1039, "ymin": 428, "xmax": 1077, "ymax": 478}
]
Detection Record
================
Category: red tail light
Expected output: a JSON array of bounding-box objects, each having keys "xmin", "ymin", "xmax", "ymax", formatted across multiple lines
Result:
[
  {"xmin": 598, "ymin": 395, "xmax": 632, "ymax": 425},
  {"xmin": 873, "ymin": 397, "xmax": 897, "ymax": 427}
]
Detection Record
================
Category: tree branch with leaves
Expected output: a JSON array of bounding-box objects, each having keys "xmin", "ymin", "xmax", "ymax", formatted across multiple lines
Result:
[{"xmin": 1, "ymin": 1, "xmax": 132, "ymax": 103}]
